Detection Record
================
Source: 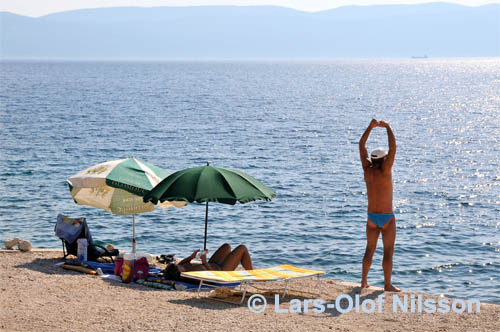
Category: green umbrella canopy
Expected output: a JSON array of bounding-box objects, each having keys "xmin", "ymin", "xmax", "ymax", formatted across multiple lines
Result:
[
  {"xmin": 143, "ymin": 164, "xmax": 276, "ymax": 250},
  {"xmin": 144, "ymin": 165, "xmax": 276, "ymax": 205}
]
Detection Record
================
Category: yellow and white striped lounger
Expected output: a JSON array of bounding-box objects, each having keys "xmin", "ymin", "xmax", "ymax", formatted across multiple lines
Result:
[{"xmin": 182, "ymin": 264, "xmax": 325, "ymax": 304}]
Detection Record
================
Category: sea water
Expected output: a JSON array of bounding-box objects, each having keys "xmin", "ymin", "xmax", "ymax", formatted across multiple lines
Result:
[{"xmin": 0, "ymin": 59, "xmax": 499, "ymax": 303}]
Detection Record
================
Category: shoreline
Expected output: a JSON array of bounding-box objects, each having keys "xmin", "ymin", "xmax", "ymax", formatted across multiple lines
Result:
[{"xmin": 1, "ymin": 250, "xmax": 498, "ymax": 332}]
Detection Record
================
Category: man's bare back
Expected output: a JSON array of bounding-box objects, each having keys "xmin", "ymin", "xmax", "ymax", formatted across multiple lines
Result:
[
  {"xmin": 364, "ymin": 165, "xmax": 393, "ymax": 213},
  {"xmin": 359, "ymin": 119, "xmax": 401, "ymax": 292}
]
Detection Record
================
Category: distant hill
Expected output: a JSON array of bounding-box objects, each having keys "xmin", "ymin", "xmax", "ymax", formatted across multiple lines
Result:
[{"xmin": 1, "ymin": 3, "xmax": 499, "ymax": 58}]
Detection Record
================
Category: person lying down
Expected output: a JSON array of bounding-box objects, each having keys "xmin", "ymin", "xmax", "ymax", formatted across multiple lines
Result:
[{"xmin": 163, "ymin": 243, "xmax": 253, "ymax": 282}]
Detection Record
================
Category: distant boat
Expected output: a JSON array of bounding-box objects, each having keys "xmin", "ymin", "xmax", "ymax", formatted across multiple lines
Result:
[{"xmin": 411, "ymin": 55, "xmax": 428, "ymax": 59}]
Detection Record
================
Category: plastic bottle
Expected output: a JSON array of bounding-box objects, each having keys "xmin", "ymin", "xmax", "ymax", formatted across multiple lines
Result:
[
  {"xmin": 195, "ymin": 249, "xmax": 208, "ymax": 259},
  {"xmin": 76, "ymin": 238, "xmax": 88, "ymax": 262},
  {"xmin": 123, "ymin": 253, "xmax": 136, "ymax": 261},
  {"xmin": 121, "ymin": 252, "xmax": 153, "ymax": 263}
]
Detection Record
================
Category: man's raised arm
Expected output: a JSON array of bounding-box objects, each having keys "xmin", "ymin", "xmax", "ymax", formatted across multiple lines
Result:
[
  {"xmin": 359, "ymin": 119, "xmax": 378, "ymax": 169},
  {"xmin": 380, "ymin": 121, "xmax": 396, "ymax": 169}
]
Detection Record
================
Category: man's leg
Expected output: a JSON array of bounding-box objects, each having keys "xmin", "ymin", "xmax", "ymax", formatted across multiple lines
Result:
[
  {"xmin": 220, "ymin": 245, "xmax": 253, "ymax": 271},
  {"xmin": 361, "ymin": 220, "xmax": 381, "ymax": 288},
  {"xmin": 381, "ymin": 218, "xmax": 401, "ymax": 292}
]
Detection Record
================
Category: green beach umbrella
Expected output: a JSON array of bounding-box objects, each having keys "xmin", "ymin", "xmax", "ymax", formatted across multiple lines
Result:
[
  {"xmin": 143, "ymin": 164, "xmax": 276, "ymax": 250},
  {"xmin": 67, "ymin": 157, "xmax": 186, "ymax": 253}
]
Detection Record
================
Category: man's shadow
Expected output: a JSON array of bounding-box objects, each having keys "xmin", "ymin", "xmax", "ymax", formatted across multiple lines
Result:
[{"xmin": 310, "ymin": 286, "xmax": 385, "ymax": 318}]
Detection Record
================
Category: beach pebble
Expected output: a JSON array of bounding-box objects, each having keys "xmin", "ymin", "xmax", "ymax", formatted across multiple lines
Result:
[
  {"xmin": 18, "ymin": 240, "xmax": 32, "ymax": 252},
  {"xmin": 5, "ymin": 238, "xmax": 20, "ymax": 249}
]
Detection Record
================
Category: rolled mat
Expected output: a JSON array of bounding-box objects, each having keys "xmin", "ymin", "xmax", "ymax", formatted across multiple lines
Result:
[{"xmin": 61, "ymin": 264, "xmax": 96, "ymax": 275}]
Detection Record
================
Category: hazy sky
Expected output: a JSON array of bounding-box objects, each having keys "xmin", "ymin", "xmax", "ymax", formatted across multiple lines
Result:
[{"xmin": 2, "ymin": 0, "xmax": 500, "ymax": 17}]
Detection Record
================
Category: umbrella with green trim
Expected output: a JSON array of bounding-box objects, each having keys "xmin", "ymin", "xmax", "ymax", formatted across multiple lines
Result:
[
  {"xmin": 143, "ymin": 163, "xmax": 276, "ymax": 250},
  {"xmin": 67, "ymin": 157, "xmax": 186, "ymax": 253}
]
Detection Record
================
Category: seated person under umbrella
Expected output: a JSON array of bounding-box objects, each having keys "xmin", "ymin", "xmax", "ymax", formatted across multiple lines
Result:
[{"xmin": 164, "ymin": 243, "xmax": 253, "ymax": 282}]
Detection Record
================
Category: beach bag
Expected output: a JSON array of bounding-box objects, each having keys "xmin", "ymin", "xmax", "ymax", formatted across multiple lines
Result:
[
  {"xmin": 133, "ymin": 257, "xmax": 149, "ymax": 281},
  {"xmin": 114, "ymin": 257, "xmax": 124, "ymax": 276},
  {"xmin": 116, "ymin": 256, "xmax": 149, "ymax": 282}
]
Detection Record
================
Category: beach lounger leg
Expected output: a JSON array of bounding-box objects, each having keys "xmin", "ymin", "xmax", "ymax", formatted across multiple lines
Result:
[
  {"xmin": 281, "ymin": 280, "xmax": 289, "ymax": 299},
  {"xmin": 197, "ymin": 280, "xmax": 204, "ymax": 298},
  {"xmin": 239, "ymin": 282, "xmax": 249, "ymax": 305}
]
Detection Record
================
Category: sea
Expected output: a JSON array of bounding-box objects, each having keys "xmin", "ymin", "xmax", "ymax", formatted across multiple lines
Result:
[{"xmin": 0, "ymin": 59, "xmax": 499, "ymax": 304}]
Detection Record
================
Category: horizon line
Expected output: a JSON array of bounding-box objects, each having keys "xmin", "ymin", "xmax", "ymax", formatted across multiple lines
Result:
[
  {"xmin": 2, "ymin": 56, "xmax": 500, "ymax": 62},
  {"xmin": 2, "ymin": 2, "xmax": 499, "ymax": 18}
]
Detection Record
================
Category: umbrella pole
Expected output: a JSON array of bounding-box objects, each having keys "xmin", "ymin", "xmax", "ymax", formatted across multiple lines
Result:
[
  {"xmin": 204, "ymin": 202, "xmax": 208, "ymax": 250},
  {"xmin": 132, "ymin": 214, "xmax": 136, "ymax": 254}
]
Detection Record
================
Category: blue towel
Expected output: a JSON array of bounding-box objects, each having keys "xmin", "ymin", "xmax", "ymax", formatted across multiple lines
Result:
[{"xmin": 83, "ymin": 261, "xmax": 162, "ymax": 275}]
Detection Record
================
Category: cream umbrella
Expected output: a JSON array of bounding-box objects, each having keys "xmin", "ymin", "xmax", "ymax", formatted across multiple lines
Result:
[{"xmin": 67, "ymin": 157, "xmax": 186, "ymax": 253}]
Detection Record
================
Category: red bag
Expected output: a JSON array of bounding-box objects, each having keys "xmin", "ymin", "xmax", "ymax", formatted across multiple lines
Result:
[
  {"xmin": 133, "ymin": 257, "xmax": 149, "ymax": 280},
  {"xmin": 114, "ymin": 257, "xmax": 124, "ymax": 276}
]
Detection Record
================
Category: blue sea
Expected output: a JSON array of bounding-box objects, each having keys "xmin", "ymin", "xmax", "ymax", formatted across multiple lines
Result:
[{"xmin": 1, "ymin": 59, "xmax": 499, "ymax": 304}]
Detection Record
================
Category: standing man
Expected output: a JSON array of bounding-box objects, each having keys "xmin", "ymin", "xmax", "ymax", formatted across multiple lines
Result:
[{"xmin": 359, "ymin": 119, "xmax": 401, "ymax": 292}]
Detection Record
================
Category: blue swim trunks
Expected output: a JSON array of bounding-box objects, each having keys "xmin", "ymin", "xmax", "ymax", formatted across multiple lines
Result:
[{"xmin": 367, "ymin": 212, "xmax": 395, "ymax": 228}]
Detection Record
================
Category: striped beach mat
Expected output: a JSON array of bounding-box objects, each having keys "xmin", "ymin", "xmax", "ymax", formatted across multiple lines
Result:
[{"xmin": 182, "ymin": 265, "xmax": 325, "ymax": 283}]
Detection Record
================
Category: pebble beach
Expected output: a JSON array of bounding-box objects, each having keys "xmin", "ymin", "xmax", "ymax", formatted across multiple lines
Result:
[{"xmin": 1, "ymin": 250, "xmax": 498, "ymax": 332}]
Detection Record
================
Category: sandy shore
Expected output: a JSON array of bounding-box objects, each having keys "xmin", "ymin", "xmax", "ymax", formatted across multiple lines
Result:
[{"xmin": 0, "ymin": 250, "xmax": 498, "ymax": 332}]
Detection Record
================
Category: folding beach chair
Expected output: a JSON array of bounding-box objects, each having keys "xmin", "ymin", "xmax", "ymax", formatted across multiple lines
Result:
[
  {"xmin": 54, "ymin": 214, "xmax": 92, "ymax": 259},
  {"xmin": 182, "ymin": 264, "xmax": 325, "ymax": 305},
  {"xmin": 54, "ymin": 214, "xmax": 118, "ymax": 262}
]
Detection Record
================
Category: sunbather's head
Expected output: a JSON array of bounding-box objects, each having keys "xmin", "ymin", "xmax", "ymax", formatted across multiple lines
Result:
[{"xmin": 164, "ymin": 263, "xmax": 182, "ymax": 281}]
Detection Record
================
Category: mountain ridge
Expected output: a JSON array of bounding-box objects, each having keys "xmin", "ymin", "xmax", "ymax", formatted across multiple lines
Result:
[{"xmin": 1, "ymin": 3, "xmax": 499, "ymax": 58}]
